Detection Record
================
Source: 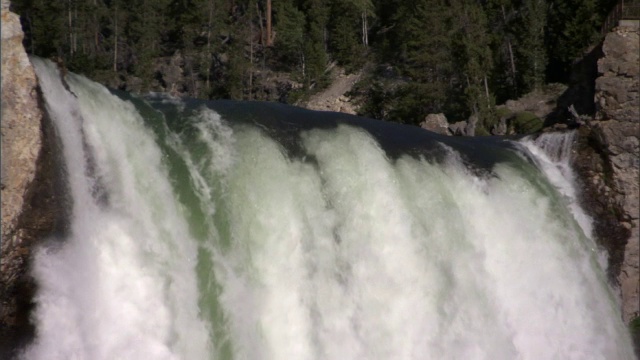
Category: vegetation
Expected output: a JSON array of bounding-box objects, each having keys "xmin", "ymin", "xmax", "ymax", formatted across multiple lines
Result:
[
  {"xmin": 10, "ymin": 0, "xmax": 617, "ymax": 131},
  {"xmin": 511, "ymin": 111, "xmax": 543, "ymax": 133},
  {"xmin": 630, "ymin": 315, "xmax": 640, "ymax": 355}
]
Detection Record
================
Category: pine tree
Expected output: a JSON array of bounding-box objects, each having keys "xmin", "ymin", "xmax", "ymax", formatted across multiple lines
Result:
[
  {"xmin": 273, "ymin": 0, "xmax": 306, "ymax": 71},
  {"xmin": 484, "ymin": 0, "xmax": 519, "ymax": 101},
  {"xmin": 546, "ymin": 0, "xmax": 599, "ymax": 82},
  {"xmin": 397, "ymin": 0, "xmax": 454, "ymax": 121},
  {"xmin": 450, "ymin": 0, "xmax": 496, "ymax": 133},
  {"xmin": 12, "ymin": 0, "xmax": 67, "ymax": 58},
  {"xmin": 327, "ymin": 0, "xmax": 366, "ymax": 71},
  {"xmin": 300, "ymin": 0, "xmax": 330, "ymax": 88},
  {"xmin": 511, "ymin": 0, "xmax": 547, "ymax": 92}
]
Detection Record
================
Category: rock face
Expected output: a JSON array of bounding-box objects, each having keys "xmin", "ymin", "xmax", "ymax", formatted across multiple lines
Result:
[
  {"xmin": 1, "ymin": 1, "xmax": 41, "ymax": 239},
  {"xmin": 1, "ymin": 1, "xmax": 67, "ymax": 356},
  {"xmin": 419, "ymin": 113, "xmax": 449, "ymax": 135},
  {"xmin": 504, "ymin": 83, "xmax": 568, "ymax": 120},
  {"xmin": 593, "ymin": 26, "xmax": 639, "ymax": 324},
  {"xmin": 574, "ymin": 25, "xmax": 639, "ymax": 325}
]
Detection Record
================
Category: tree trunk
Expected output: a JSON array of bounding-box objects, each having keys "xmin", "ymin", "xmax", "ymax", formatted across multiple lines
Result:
[
  {"xmin": 113, "ymin": 4, "xmax": 118, "ymax": 73},
  {"xmin": 93, "ymin": 0, "xmax": 98, "ymax": 56},
  {"xmin": 266, "ymin": 0, "xmax": 273, "ymax": 46},
  {"xmin": 256, "ymin": 2, "xmax": 264, "ymax": 44},
  {"xmin": 501, "ymin": 5, "xmax": 517, "ymax": 92},
  {"xmin": 484, "ymin": 76, "xmax": 491, "ymax": 108},
  {"xmin": 68, "ymin": 0, "xmax": 73, "ymax": 56},
  {"xmin": 507, "ymin": 39, "xmax": 516, "ymax": 87},
  {"xmin": 73, "ymin": 2, "xmax": 78, "ymax": 54},
  {"xmin": 206, "ymin": 0, "xmax": 214, "ymax": 92},
  {"xmin": 362, "ymin": 10, "xmax": 368, "ymax": 46},
  {"xmin": 249, "ymin": 18, "xmax": 254, "ymax": 100}
]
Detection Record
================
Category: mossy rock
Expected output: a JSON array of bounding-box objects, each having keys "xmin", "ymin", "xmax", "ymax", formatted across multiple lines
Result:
[
  {"xmin": 511, "ymin": 111, "xmax": 543, "ymax": 134},
  {"xmin": 475, "ymin": 126, "xmax": 491, "ymax": 136},
  {"xmin": 496, "ymin": 106, "xmax": 513, "ymax": 119}
]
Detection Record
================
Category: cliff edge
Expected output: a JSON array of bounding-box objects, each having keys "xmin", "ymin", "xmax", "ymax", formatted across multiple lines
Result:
[
  {"xmin": 594, "ymin": 25, "xmax": 640, "ymax": 324},
  {"xmin": 1, "ymin": 0, "xmax": 67, "ymax": 356},
  {"xmin": 573, "ymin": 24, "xmax": 639, "ymax": 327}
]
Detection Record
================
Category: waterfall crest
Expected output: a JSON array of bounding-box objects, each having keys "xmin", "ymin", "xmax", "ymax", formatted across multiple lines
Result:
[{"xmin": 24, "ymin": 58, "xmax": 634, "ymax": 360}]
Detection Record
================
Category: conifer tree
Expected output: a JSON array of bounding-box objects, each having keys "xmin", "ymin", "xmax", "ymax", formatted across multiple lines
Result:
[
  {"xmin": 300, "ymin": 0, "xmax": 330, "ymax": 87},
  {"xmin": 450, "ymin": 0, "xmax": 496, "ymax": 133},
  {"xmin": 484, "ymin": 0, "xmax": 519, "ymax": 101},
  {"xmin": 546, "ymin": 0, "xmax": 600, "ymax": 82},
  {"xmin": 327, "ymin": 0, "xmax": 366, "ymax": 71},
  {"xmin": 516, "ymin": 0, "xmax": 547, "ymax": 91},
  {"xmin": 396, "ymin": 0, "xmax": 454, "ymax": 121},
  {"xmin": 273, "ymin": 0, "xmax": 306, "ymax": 71}
]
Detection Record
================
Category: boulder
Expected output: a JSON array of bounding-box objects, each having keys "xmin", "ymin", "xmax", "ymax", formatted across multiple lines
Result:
[
  {"xmin": 419, "ymin": 113, "xmax": 449, "ymax": 135},
  {"xmin": 465, "ymin": 114, "xmax": 478, "ymax": 137},
  {"xmin": 449, "ymin": 121, "xmax": 467, "ymax": 136}
]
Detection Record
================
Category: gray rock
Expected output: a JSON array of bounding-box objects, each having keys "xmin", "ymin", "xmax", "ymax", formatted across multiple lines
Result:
[
  {"xmin": 1, "ymin": 6, "xmax": 42, "ymax": 260},
  {"xmin": 1, "ymin": 4, "xmax": 68, "ymax": 354},
  {"xmin": 465, "ymin": 114, "xmax": 478, "ymax": 137},
  {"xmin": 1, "ymin": 3, "xmax": 43, "ymax": 351},
  {"xmin": 448, "ymin": 121, "xmax": 467, "ymax": 136},
  {"xmin": 419, "ymin": 113, "xmax": 449, "ymax": 135},
  {"xmin": 587, "ymin": 26, "xmax": 639, "ymax": 324},
  {"xmin": 491, "ymin": 118, "xmax": 508, "ymax": 135},
  {"xmin": 504, "ymin": 83, "xmax": 568, "ymax": 120}
]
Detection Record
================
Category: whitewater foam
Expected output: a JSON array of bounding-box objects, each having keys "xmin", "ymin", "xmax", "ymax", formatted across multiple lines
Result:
[{"xmin": 25, "ymin": 59, "xmax": 634, "ymax": 360}]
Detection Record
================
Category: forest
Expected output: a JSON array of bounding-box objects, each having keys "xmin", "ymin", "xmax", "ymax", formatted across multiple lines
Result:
[{"xmin": 11, "ymin": 0, "xmax": 617, "ymax": 132}]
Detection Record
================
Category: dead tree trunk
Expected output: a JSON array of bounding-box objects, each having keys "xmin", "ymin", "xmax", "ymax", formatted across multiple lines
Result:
[{"xmin": 266, "ymin": 0, "xmax": 273, "ymax": 46}]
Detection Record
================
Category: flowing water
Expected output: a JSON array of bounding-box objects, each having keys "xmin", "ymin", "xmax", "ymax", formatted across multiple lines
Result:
[{"xmin": 23, "ymin": 58, "xmax": 634, "ymax": 360}]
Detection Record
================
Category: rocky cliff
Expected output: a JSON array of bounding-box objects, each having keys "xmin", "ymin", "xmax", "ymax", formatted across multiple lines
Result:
[
  {"xmin": 0, "ymin": 0, "xmax": 67, "ymax": 356},
  {"xmin": 594, "ymin": 25, "xmax": 639, "ymax": 324},
  {"xmin": 573, "ymin": 25, "xmax": 639, "ymax": 326}
]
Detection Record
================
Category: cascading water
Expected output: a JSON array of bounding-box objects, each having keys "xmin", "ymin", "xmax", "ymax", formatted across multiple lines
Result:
[{"xmin": 22, "ymin": 58, "xmax": 634, "ymax": 360}]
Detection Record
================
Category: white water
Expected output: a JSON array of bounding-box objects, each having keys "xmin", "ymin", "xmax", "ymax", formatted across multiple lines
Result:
[
  {"xmin": 25, "ymin": 59, "xmax": 634, "ymax": 360},
  {"xmin": 521, "ymin": 132, "xmax": 592, "ymax": 236}
]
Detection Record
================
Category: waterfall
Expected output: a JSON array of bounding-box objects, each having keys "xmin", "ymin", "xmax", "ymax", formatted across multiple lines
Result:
[
  {"xmin": 23, "ymin": 58, "xmax": 635, "ymax": 360},
  {"xmin": 519, "ymin": 132, "xmax": 599, "ymax": 259}
]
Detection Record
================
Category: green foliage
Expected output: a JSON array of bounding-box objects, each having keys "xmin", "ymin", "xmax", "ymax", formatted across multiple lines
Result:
[
  {"xmin": 10, "ymin": 0, "xmax": 616, "ymax": 124},
  {"xmin": 355, "ymin": 78, "xmax": 391, "ymax": 120},
  {"xmin": 274, "ymin": 0, "xmax": 306, "ymax": 69},
  {"xmin": 450, "ymin": 0, "xmax": 496, "ymax": 131},
  {"xmin": 516, "ymin": 0, "xmax": 548, "ymax": 92},
  {"xmin": 546, "ymin": 0, "xmax": 601, "ymax": 82},
  {"xmin": 484, "ymin": 0, "xmax": 520, "ymax": 101},
  {"xmin": 630, "ymin": 316, "xmax": 640, "ymax": 334},
  {"xmin": 300, "ymin": 0, "xmax": 330, "ymax": 87},
  {"xmin": 511, "ymin": 111, "xmax": 543, "ymax": 134},
  {"xmin": 327, "ymin": 1, "xmax": 366, "ymax": 71},
  {"xmin": 630, "ymin": 314, "xmax": 640, "ymax": 355},
  {"xmin": 475, "ymin": 126, "xmax": 491, "ymax": 136},
  {"xmin": 496, "ymin": 106, "xmax": 513, "ymax": 119}
]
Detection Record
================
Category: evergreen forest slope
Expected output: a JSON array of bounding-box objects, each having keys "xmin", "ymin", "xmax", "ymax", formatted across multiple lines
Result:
[{"xmin": 10, "ymin": 0, "xmax": 619, "ymax": 133}]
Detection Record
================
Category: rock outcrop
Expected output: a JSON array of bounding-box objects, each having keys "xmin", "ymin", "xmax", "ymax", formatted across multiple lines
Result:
[
  {"xmin": 503, "ymin": 83, "xmax": 568, "ymax": 120},
  {"xmin": 573, "ymin": 25, "xmax": 639, "ymax": 326},
  {"xmin": 593, "ymin": 25, "xmax": 639, "ymax": 324},
  {"xmin": 1, "ymin": 1, "xmax": 67, "ymax": 356},
  {"xmin": 301, "ymin": 67, "xmax": 360, "ymax": 114},
  {"xmin": 419, "ymin": 113, "xmax": 449, "ymax": 135}
]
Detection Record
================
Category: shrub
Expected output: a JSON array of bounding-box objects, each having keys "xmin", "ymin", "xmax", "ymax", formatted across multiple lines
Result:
[
  {"xmin": 511, "ymin": 111, "xmax": 543, "ymax": 134},
  {"xmin": 496, "ymin": 106, "xmax": 513, "ymax": 119}
]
